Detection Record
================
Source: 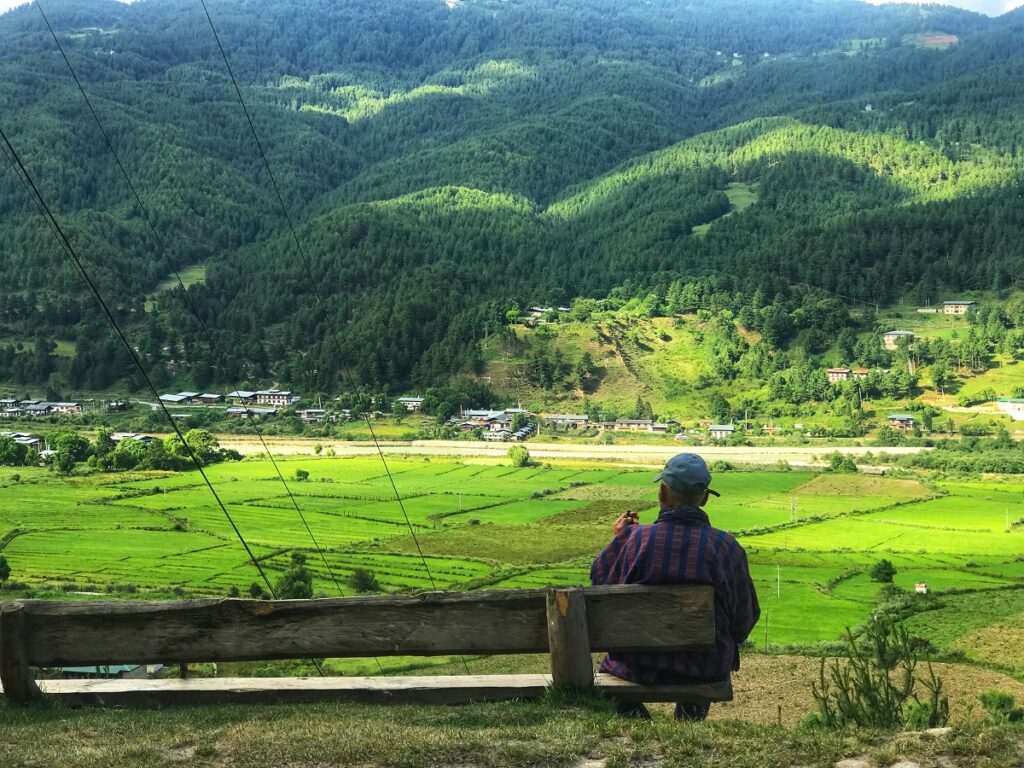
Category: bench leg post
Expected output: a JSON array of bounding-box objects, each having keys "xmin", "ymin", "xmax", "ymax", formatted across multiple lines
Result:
[
  {"xmin": 0, "ymin": 605, "xmax": 40, "ymax": 704},
  {"xmin": 546, "ymin": 586, "xmax": 593, "ymax": 689}
]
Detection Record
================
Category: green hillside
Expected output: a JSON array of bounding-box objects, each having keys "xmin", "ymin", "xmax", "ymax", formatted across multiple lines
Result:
[{"xmin": 2, "ymin": 0, "xmax": 1024, "ymax": 395}]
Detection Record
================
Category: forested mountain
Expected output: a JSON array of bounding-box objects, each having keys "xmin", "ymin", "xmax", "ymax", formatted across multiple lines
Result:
[{"xmin": 1, "ymin": 0, "xmax": 1023, "ymax": 392}]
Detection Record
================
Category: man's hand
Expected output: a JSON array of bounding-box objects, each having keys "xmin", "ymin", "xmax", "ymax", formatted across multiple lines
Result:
[{"xmin": 613, "ymin": 510, "xmax": 639, "ymax": 535}]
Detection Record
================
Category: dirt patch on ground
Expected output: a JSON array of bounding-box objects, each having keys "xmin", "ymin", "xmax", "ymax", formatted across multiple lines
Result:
[
  {"xmin": 792, "ymin": 474, "xmax": 931, "ymax": 499},
  {"xmin": 678, "ymin": 656, "xmax": 1024, "ymax": 726},
  {"xmin": 956, "ymin": 615, "xmax": 1024, "ymax": 672}
]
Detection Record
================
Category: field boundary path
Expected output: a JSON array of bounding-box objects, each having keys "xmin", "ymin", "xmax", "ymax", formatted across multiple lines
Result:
[{"xmin": 207, "ymin": 437, "xmax": 928, "ymax": 466}]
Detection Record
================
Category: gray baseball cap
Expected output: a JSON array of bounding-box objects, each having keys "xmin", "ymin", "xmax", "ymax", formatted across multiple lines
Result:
[{"xmin": 654, "ymin": 452, "xmax": 720, "ymax": 497}]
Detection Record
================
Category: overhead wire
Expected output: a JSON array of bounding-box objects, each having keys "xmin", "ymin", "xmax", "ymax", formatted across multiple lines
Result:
[
  {"xmin": 0, "ymin": 124, "xmax": 279, "ymax": 599},
  {"xmin": 33, "ymin": 0, "xmax": 362, "ymax": 627},
  {"xmin": 198, "ymin": 0, "xmax": 474, "ymax": 674},
  {"xmin": 196, "ymin": 0, "xmax": 440, "ymax": 593}
]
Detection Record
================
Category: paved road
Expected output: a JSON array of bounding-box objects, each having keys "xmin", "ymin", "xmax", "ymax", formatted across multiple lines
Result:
[{"xmin": 210, "ymin": 436, "xmax": 928, "ymax": 467}]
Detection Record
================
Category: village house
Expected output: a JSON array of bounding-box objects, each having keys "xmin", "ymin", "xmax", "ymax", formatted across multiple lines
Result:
[
  {"xmin": 543, "ymin": 414, "xmax": 589, "ymax": 429},
  {"xmin": 23, "ymin": 403, "xmax": 51, "ymax": 417},
  {"xmin": 709, "ymin": 423, "xmax": 735, "ymax": 440},
  {"xmin": 225, "ymin": 390, "xmax": 257, "ymax": 404},
  {"xmin": 196, "ymin": 393, "xmax": 224, "ymax": 405},
  {"xmin": 158, "ymin": 393, "xmax": 189, "ymax": 405},
  {"xmin": 398, "ymin": 396, "xmax": 424, "ymax": 412},
  {"xmin": 888, "ymin": 414, "xmax": 915, "ymax": 431},
  {"xmin": 0, "ymin": 398, "xmax": 17, "ymax": 408},
  {"xmin": 882, "ymin": 330, "xmax": 914, "ymax": 350},
  {"xmin": 297, "ymin": 408, "xmax": 326, "ymax": 423},
  {"xmin": 46, "ymin": 402, "xmax": 82, "ymax": 415},
  {"xmin": 1, "ymin": 406, "xmax": 22, "ymax": 419},
  {"xmin": 915, "ymin": 582, "xmax": 929, "ymax": 595},
  {"xmin": 827, "ymin": 367, "xmax": 851, "ymax": 383},
  {"xmin": 614, "ymin": 419, "xmax": 654, "ymax": 432},
  {"xmin": 1, "ymin": 432, "xmax": 44, "ymax": 452},
  {"xmin": 226, "ymin": 406, "xmax": 277, "ymax": 418},
  {"xmin": 482, "ymin": 429, "xmax": 512, "ymax": 442},
  {"xmin": 996, "ymin": 398, "xmax": 1024, "ymax": 421},
  {"xmin": 255, "ymin": 390, "xmax": 298, "ymax": 407},
  {"xmin": 112, "ymin": 432, "xmax": 156, "ymax": 444},
  {"xmin": 942, "ymin": 300, "xmax": 976, "ymax": 315},
  {"xmin": 852, "ymin": 367, "xmax": 871, "ymax": 379}
]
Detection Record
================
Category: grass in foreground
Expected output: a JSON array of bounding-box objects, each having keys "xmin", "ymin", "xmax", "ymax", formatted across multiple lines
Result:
[{"xmin": 1, "ymin": 693, "xmax": 1022, "ymax": 768}]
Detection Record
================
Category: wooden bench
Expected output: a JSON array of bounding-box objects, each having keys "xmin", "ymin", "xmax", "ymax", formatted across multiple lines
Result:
[{"xmin": 0, "ymin": 584, "xmax": 733, "ymax": 707}]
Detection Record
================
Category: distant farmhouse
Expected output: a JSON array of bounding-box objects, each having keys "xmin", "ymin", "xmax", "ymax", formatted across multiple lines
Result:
[
  {"xmin": 255, "ymin": 390, "xmax": 298, "ymax": 407},
  {"xmin": 996, "ymin": 398, "xmax": 1024, "ymax": 421},
  {"xmin": 827, "ymin": 367, "xmax": 850, "ymax": 383},
  {"xmin": 709, "ymin": 423, "xmax": 735, "ymax": 440},
  {"xmin": 882, "ymin": 330, "xmax": 914, "ymax": 350},
  {"xmin": 1, "ymin": 432, "xmax": 43, "ymax": 452},
  {"xmin": 887, "ymin": 414, "xmax": 915, "ymax": 431},
  {"xmin": 398, "ymin": 396, "xmax": 424, "ymax": 412},
  {"xmin": 543, "ymin": 414, "xmax": 589, "ymax": 430},
  {"xmin": 942, "ymin": 300, "xmax": 976, "ymax": 315}
]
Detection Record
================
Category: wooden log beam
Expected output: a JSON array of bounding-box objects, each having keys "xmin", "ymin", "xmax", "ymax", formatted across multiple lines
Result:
[
  {"xmin": 0, "ymin": 604, "xmax": 40, "ymax": 703},
  {"xmin": 20, "ymin": 585, "xmax": 715, "ymax": 666},
  {"xmin": 546, "ymin": 587, "xmax": 593, "ymax": 688}
]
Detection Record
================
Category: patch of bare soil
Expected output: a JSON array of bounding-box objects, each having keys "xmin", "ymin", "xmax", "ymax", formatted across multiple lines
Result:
[{"xmin": 661, "ymin": 656, "xmax": 1024, "ymax": 726}]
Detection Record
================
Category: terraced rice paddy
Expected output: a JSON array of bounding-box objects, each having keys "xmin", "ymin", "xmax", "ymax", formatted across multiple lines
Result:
[{"xmin": 1, "ymin": 457, "xmax": 1023, "ymax": 658}]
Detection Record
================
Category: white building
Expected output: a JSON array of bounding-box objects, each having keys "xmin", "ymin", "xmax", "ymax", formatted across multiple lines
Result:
[{"xmin": 996, "ymin": 398, "xmax": 1024, "ymax": 421}]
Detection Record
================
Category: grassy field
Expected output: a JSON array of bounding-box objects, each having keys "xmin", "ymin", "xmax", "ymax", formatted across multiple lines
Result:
[
  {"xmin": 3, "ymin": 457, "xmax": 1024, "ymax": 660},
  {"xmin": 691, "ymin": 181, "xmax": 759, "ymax": 237}
]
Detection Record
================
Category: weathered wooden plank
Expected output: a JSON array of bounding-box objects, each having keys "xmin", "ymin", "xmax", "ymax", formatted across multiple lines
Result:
[
  {"xmin": 546, "ymin": 587, "xmax": 593, "ymax": 688},
  {"xmin": 32, "ymin": 673, "xmax": 733, "ymax": 707},
  {"xmin": 24, "ymin": 590, "xmax": 550, "ymax": 665},
  {"xmin": 36, "ymin": 674, "xmax": 554, "ymax": 707},
  {"xmin": 586, "ymin": 584, "xmax": 715, "ymax": 651},
  {"xmin": 0, "ymin": 604, "xmax": 40, "ymax": 703},
  {"xmin": 21, "ymin": 585, "xmax": 715, "ymax": 666}
]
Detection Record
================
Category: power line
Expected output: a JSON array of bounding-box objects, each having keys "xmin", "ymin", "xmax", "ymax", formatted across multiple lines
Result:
[
  {"xmin": 33, "ymin": 0, "xmax": 355, "ymax": 614},
  {"xmin": 0, "ymin": 124, "xmax": 280, "ymax": 599},
  {"xmin": 197, "ymin": 0, "xmax": 439, "ymax": 594}
]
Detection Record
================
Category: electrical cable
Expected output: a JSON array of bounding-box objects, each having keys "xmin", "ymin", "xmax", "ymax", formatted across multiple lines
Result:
[
  {"xmin": 197, "ymin": 0, "xmax": 440, "ymax": 593},
  {"xmin": 33, "ymin": 0, "xmax": 361, "ymax": 632}
]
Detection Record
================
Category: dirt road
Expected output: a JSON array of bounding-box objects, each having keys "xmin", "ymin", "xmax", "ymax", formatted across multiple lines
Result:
[{"xmin": 210, "ymin": 436, "xmax": 927, "ymax": 467}]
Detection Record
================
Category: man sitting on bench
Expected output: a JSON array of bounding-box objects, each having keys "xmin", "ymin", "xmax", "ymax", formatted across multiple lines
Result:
[{"xmin": 591, "ymin": 452, "xmax": 760, "ymax": 721}]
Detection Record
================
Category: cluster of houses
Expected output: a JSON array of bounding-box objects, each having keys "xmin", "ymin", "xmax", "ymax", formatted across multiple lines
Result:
[
  {"xmin": 0, "ymin": 398, "xmax": 83, "ymax": 419},
  {"xmin": 880, "ymin": 300, "xmax": 976, "ymax": 350},
  {"xmin": 159, "ymin": 389, "xmax": 300, "ymax": 408},
  {"xmin": 445, "ymin": 408, "xmax": 536, "ymax": 442}
]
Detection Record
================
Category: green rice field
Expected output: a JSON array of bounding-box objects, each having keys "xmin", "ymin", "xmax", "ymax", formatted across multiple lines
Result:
[{"xmin": 1, "ymin": 457, "xmax": 1023, "ymax": 664}]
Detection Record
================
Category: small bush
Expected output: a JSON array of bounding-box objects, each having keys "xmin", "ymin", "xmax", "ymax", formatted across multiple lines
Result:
[
  {"xmin": 348, "ymin": 567, "xmax": 381, "ymax": 594},
  {"xmin": 294, "ymin": 468, "xmax": 310, "ymax": 482},
  {"xmin": 979, "ymin": 690, "xmax": 1024, "ymax": 724}
]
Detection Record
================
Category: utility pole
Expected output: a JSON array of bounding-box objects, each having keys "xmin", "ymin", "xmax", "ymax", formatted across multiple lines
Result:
[
  {"xmin": 791, "ymin": 497, "xmax": 798, "ymax": 523},
  {"xmin": 763, "ymin": 611, "xmax": 769, "ymax": 651},
  {"xmin": 777, "ymin": 564, "xmax": 781, "ymax": 598}
]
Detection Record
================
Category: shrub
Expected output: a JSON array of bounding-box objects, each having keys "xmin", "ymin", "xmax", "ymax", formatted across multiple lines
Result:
[
  {"xmin": 979, "ymin": 690, "xmax": 1024, "ymax": 724},
  {"xmin": 870, "ymin": 558, "xmax": 897, "ymax": 583},
  {"xmin": 294, "ymin": 468, "xmax": 310, "ymax": 482},
  {"xmin": 276, "ymin": 552, "xmax": 314, "ymax": 599},
  {"xmin": 808, "ymin": 616, "xmax": 948, "ymax": 730},
  {"xmin": 348, "ymin": 567, "xmax": 381, "ymax": 594},
  {"xmin": 508, "ymin": 445, "xmax": 531, "ymax": 467}
]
